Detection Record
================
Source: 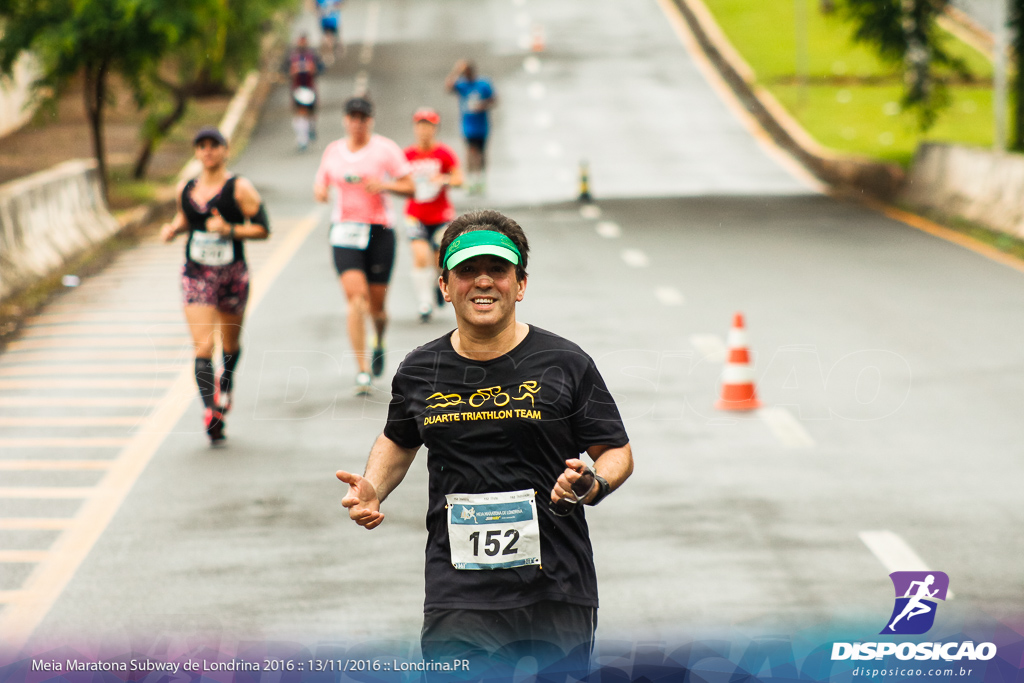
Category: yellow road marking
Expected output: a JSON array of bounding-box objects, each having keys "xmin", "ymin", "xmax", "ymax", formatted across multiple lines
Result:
[
  {"xmin": 0, "ymin": 438, "xmax": 129, "ymax": 448},
  {"xmin": 0, "ymin": 365, "xmax": 183, "ymax": 377},
  {"xmin": 0, "ymin": 551, "xmax": 49, "ymax": 563},
  {"xmin": 0, "ymin": 519, "xmax": 73, "ymax": 530},
  {"xmin": 0, "ymin": 461, "xmax": 114, "ymax": 470},
  {"xmin": 7, "ymin": 337, "xmax": 188, "ymax": 351},
  {"xmin": 0, "ymin": 208, "xmax": 325, "ymax": 650},
  {"xmin": 0, "ymin": 378, "xmax": 174, "ymax": 389},
  {"xmin": 0, "ymin": 488, "xmax": 93, "ymax": 499},
  {"xmin": 0, "ymin": 397, "xmax": 158, "ymax": 407}
]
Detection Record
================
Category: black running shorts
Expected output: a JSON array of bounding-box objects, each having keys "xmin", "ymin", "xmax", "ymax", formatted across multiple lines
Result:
[{"xmin": 332, "ymin": 224, "xmax": 395, "ymax": 284}]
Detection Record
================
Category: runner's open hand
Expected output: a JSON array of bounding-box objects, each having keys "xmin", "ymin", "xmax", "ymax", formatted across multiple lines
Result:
[
  {"xmin": 159, "ymin": 222, "xmax": 179, "ymax": 242},
  {"xmin": 336, "ymin": 470, "xmax": 384, "ymax": 529}
]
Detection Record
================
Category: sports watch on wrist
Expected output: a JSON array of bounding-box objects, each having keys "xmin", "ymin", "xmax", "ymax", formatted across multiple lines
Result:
[{"xmin": 585, "ymin": 472, "xmax": 611, "ymax": 506}]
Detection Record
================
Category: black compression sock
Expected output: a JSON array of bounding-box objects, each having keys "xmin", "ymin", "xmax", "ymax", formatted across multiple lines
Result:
[
  {"xmin": 220, "ymin": 348, "xmax": 241, "ymax": 393},
  {"xmin": 194, "ymin": 357, "xmax": 216, "ymax": 409}
]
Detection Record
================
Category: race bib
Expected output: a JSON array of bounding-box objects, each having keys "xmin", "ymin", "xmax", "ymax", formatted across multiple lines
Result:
[
  {"xmin": 413, "ymin": 173, "xmax": 442, "ymax": 203},
  {"xmin": 189, "ymin": 231, "xmax": 233, "ymax": 266},
  {"xmin": 446, "ymin": 489, "xmax": 541, "ymax": 570},
  {"xmin": 329, "ymin": 221, "xmax": 371, "ymax": 249}
]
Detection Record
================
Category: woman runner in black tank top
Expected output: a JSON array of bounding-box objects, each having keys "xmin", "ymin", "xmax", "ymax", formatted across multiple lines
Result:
[{"xmin": 160, "ymin": 126, "xmax": 270, "ymax": 445}]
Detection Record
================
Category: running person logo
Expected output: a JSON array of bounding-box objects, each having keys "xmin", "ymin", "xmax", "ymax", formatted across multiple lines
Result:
[{"xmin": 881, "ymin": 571, "xmax": 950, "ymax": 635}]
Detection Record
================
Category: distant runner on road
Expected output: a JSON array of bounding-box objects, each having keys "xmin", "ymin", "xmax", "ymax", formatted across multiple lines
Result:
[
  {"xmin": 445, "ymin": 60, "xmax": 495, "ymax": 195},
  {"xmin": 283, "ymin": 33, "xmax": 324, "ymax": 152},
  {"xmin": 403, "ymin": 107, "xmax": 462, "ymax": 323},
  {"xmin": 316, "ymin": 0, "xmax": 344, "ymax": 65},
  {"xmin": 160, "ymin": 126, "xmax": 270, "ymax": 445},
  {"xmin": 335, "ymin": 210, "xmax": 634, "ymax": 675},
  {"xmin": 314, "ymin": 97, "xmax": 414, "ymax": 395}
]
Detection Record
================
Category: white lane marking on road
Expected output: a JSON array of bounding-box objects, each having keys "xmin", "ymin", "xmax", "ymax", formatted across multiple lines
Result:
[
  {"xmin": 859, "ymin": 530, "xmax": 954, "ymax": 599},
  {"xmin": 595, "ymin": 221, "xmax": 621, "ymax": 238},
  {"xmin": 0, "ymin": 208, "xmax": 327, "ymax": 650},
  {"xmin": 517, "ymin": 34, "xmax": 531, "ymax": 50},
  {"xmin": 354, "ymin": 71, "xmax": 370, "ymax": 97},
  {"xmin": 527, "ymin": 82, "xmax": 546, "ymax": 99},
  {"xmin": 757, "ymin": 407, "xmax": 815, "ymax": 448},
  {"xmin": 580, "ymin": 205, "xmax": 602, "ymax": 219},
  {"xmin": 621, "ymin": 249, "xmax": 649, "ymax": 268},
  {"xmin": 534, "ymin": 111, "xmax": 552, "ymax": 128},
  {"xmin": 544, "ymin": 141, "xmax": 562, "ymax": 158},
  {"xmin": 654, "ymin": 286, "xmax": 685, "ymax": 306},
  {"xmin": 359, "ymin": 1, "xmax": 381, "ymax": 66},
  {"xmin": 689, "ymin": 333, "xmax": 726, "ymax": 362},
  {"xmin": 523, "ymin": 55, "xmax": 541, "ymax": 73}
]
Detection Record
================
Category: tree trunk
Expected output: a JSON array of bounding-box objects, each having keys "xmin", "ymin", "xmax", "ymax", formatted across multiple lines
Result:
[
  {"xmin": 133, "ymin": 82, "xmax": 189, "ymax": 179},
  {"xmin": 1013, "ymin": 0, "xmax": 1024, "ymax": 149},
  {"xmin": 83, "ymin": 60, "xmax": 110, "ymax": 202}
]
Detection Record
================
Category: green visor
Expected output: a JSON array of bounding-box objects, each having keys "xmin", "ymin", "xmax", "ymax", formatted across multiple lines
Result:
[{"xmin": 443, "ymin": 230, "xmax": 521, "ymax": 270}]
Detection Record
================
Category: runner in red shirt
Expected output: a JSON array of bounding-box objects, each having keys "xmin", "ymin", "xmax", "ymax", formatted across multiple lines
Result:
[{"xmin": 403, "ymin": 108, "xmax": 462, "ymax": 322}]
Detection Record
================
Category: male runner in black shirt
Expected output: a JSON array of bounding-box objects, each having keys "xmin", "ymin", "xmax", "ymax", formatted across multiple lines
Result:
[{"xmin": 335, "ymin": 209, "xmax": 633, "ymax": 676}]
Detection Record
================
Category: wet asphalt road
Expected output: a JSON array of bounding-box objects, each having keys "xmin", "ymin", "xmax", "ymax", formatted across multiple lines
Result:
[{"xmin": 2, "ymin": 0, "xmax": 1022, "ymax": 656}]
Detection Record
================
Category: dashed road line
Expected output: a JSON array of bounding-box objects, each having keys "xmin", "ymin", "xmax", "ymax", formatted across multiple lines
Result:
[
  {"xmin": 528, "ymin": 82, "xmax": 546, "ymax": 99},
  {"xmin": 621, "ymin": 249, "xmax": 650, "ymax": 267},
  {"xmin": 523, "ymin": 55, "xmax": 541, "ymax": 73},
  {"xmin": 859, "ymin": 530, "xmax": 954, "ymax": 599},
  {"xmin": 580, "ymin": 205, "xmax": 602, "ymax": 219},
  {"xmin": 595, "ymin": 221, "xmax": 621, "ymax": 238},
  {"xmin": 689, "ymin": 333, "xmax": 726, "ymax": 361},
  {"xmin": 654, "ymin": 286, "xmax": 685, "ymax": 306},
  {"xmin": 757, "ymin": 406, "xmax": 815, "ymax": 448}
]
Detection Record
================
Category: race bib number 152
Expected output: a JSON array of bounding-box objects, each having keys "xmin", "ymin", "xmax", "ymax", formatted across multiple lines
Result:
[{"xmin": 446, "ymin": 489, "xmax": 541, "ymax": 570}]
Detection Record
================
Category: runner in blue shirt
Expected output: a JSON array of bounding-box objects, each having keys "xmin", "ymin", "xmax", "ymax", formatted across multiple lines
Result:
[
  {"xmin": 445, "ymin": 60, "xmax": 496, "ymax": 195},
  {"xmin": 316, "ymin": 0, "xmax": 343, "ymax": 65}
]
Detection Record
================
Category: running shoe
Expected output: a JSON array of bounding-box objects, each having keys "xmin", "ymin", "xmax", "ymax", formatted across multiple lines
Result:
[
  {"xmin": 204, "ymin": 408, "xmax": 226, "ymax": 445},
  {"xmin": 435, "ymin": 286, "xmax": 445, "ymax": 308},
  {"xmin": 213, "ymin": 376, "xmax": 232, "ymax": 414},
  {"xmin": 354, "ymin": 372, "xmax": 372, "ymax": 396},
  {"xmin": 371, "ymin": 341, "xmax": 385, "ymax": 377},
  {"xmin": 418, "ymin": 304, "xmax": 432, "ymax": 324}
]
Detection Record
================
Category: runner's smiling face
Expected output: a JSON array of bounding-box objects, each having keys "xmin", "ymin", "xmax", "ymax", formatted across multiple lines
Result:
[
  {"xmin": 444, "ymin": 254, "xmax": 526, "ymax": 331},
  {"xmin": 194, "ymin": 139, "xmax": 227, "ymax": 170}
]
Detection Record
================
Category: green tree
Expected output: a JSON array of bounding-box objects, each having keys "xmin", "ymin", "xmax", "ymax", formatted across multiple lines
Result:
[
  {"xmin": 132, "ymin": 0, "xmax": 289, "ymax": 179},
  {"xmin": 0, "ymin": 0, "xmax": 190, "ymax": 198},
  {"xmin": 841, "ymin": 0, "xmax": 968, "ymax": 129},
  {"xmin": 1011, "ymin": 0, "xmax": 1024, "ymax": 149}
]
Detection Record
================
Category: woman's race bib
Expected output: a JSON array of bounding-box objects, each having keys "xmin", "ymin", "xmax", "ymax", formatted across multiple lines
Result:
[
  {"xmin": 445, "ymin": 489, "xmax": 541, "ymax": 570},
  {"xmin": 189, "ymin": 231, "xmax": 234, "ymax": 266},
  {"xmin": 329, "ymin": 221, "xmax": 371, "ymax": 250}
]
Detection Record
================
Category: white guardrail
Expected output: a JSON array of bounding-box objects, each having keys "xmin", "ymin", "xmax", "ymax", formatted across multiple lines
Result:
[
  {"xmin": 0, "ymin": 70, "xmax": 259, "ymax": 303},
  {"xmin": 0, "ymin": 159, "xmax": 119, "ymax": 300},
  {"xmin": 901, "ymin": 143, "xmax": 1024, "ymax": 239}
]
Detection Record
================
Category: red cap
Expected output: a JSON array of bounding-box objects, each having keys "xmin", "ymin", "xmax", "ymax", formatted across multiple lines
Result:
[{"xmin": 413, "ymin": 107, "xmax": 440, "ymax": 124}]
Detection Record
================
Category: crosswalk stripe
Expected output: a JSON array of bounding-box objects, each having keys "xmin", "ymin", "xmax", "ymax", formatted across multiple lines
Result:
[
  {"xmin": 0, "ymin": 488, "xmax": 94, "ymax": 499},
  {"xmin": 0, "ymin": 378, "xmax": 174, "ymax": 389},
  {"xmin": 0, "ymin": 461, "xmax": 114, "ymax": 470},
  {"xmin": 0, "ymin": 438, "xmax": 130, "ymax": 448},
  {"xmin": 0, "ymin": 364, "xmax": 183, "ymax": 377}
]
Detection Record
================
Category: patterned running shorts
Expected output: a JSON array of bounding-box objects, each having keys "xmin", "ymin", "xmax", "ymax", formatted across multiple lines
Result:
[{"xmin": 181, "ymin": 261, "xmax": 250, "ymax": 316}]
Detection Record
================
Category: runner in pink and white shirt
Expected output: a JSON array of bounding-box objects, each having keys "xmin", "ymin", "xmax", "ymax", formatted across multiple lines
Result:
[{"xmin": 314, "ymin": 97, "xmax": 414, "ymax": 394}]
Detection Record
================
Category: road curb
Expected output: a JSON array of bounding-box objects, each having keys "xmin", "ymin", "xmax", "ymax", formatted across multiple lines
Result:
[{"xmin": 670, "ymin": 0, "xmax": 905, "ymax": 200}]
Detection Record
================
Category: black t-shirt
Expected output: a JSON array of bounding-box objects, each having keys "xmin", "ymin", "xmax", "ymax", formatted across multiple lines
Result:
[
  {"xmin": 182, "ymin": 175, "xmax": 249, "ymax": 267},
  {"xmin": 384, "ymin": 326, "xmax": 629, "ymax": 611}
]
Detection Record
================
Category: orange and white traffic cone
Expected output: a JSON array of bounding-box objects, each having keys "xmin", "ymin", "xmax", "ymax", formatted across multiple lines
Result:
[{"xmin": 715, "ymin": 312, "xmax": 761, "ymax": 411}]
